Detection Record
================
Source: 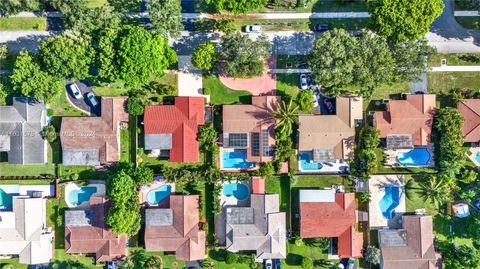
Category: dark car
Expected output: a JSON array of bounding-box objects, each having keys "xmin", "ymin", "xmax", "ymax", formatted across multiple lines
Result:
[
  {"xmin": 274, "ymin": 259, "xmax": 282, "ymax": 269},
  {"xmin": 323, "ymin": 98, "xmax": 334, "ymax": 114},
  {"xmin": 313, "ymin": 24, "xmax": 330, "ymax": 31}
]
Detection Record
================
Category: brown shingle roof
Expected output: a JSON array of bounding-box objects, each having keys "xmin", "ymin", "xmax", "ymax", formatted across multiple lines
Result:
[
  {"xmin": 64, "ymin": 197, "xmax": 127, "ymax": 263},
  {"xmin": 380, "ymin": 215, "xmax": 439, "ymax": 269},
  {"xmin": 144, "ymin": 195, "xmax": 206, "ymax": 261},
  {"xmin": 458, "ymin": 99, "xmax": 480, "ymax": 142},
  {"xmin": 222, "ymin": 96, "xmax": 280, "ymax": 162},
  {"xmin": 298, "ymin": 96, "xmax": 362, "ymax": 160},
  {"xmin": 374, "ymin": 94, "xmax": 436, "ymax": 146},
  {"xmin": 60, "ymin": 97, "xmax": 128, "ymax": 165}
]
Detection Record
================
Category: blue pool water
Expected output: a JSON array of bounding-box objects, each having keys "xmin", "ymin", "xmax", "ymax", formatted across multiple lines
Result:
[
  {"xmin": 147, "ymin": 185, "xmax": 172, "ymax": 204},
  {"xmin": 397, "ymin": 148, "xmax": 430, "ymax": 166},
  {"xmin": 68, "ymin": 186, "xmax": 97, "ymax": 206},
  {"xmin": 221, "ymin": 150, "xmax": 256, "ymax": 169},
  {"xmin": 0, "ymin": 189, "xmax": 13, "ymax": 209},
  {"xmin": 476, "ymin": 152, "xmax": 480, "ymax": 163},
  {"xmin": 223, "ymin": 183, "xmax": 249, "ymax": 200},
  {"xmin": 299, "ymin": 152, "xmax": 323, "ymax": 171},
  {"xmin": 379, "ymin": 187, "xmax": 400, "ymax": 219}
]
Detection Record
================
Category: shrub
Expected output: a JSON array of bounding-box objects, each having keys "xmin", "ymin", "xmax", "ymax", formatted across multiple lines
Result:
[
  {"xmin": 42, "ymin": 125, "xmax": 57, "ymax": 143},
  {"xmin": 0, "ymin": 44, "xmax": 8, "ymax": 59},
  {"xmin": 47, "ymin": 108, "xmax": 54, "ymax": 117},
  {"xmin": 225, "ymin": 252, "xmax": 238, "ymax": 264},
  {"xmin": 258, "ymin": 162, "xmax": 275, "ymax": 177},
  {"xmin": 301, "ymin": 257, "xmax": 314, "ymax": 269},
  {"xmin": 127, "ymin": 96, "xmax": 145, "ymax": 116},
  {"xmin": 1, "ymin": 264, "xmax": 14, "ymax": 269},
  {"xmin": 296, "ymin": 90, "xmax": 313, "ymax": 112},
  {"xmin": 364, "ymin": 245, "xmax": 381, "ymax": 265}
]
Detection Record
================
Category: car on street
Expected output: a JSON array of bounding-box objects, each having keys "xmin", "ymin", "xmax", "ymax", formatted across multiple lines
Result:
[
  {"xmin": 474, "ymin": 198, "xmax": 480, "ymax": 210},
  {"xmin": 300, "ymin": 74, "xmax": 308, "ymax": 90},
  {"xmin": 244, "ymin": 25, "xmax": 262, "ymax": 33},
  {"xmin": 313, "ymin": 24, "xmax": 330, "ymax": 31},
  {"xmin": 68, "ymin": 83, "xmax": 82, "ymax": 99},
  {"xmin": 264, "ymin": 259, "xmax": 273, "ymax": 269},
  {"xmin": 85, "ymin": 92, "xmax": 99, "ymax": 107}
]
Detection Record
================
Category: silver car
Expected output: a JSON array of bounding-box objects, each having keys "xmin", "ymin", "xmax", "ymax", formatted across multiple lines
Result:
[
  {"xmin": 244, "ymin": 25, "xmax": 262, "ymax": 33},
  {"xmin": 68, "ymin": 83, "xmax": 82, "ymax": 99},
  {"xmin": 300, "ymin": 74, "xmax": 308, "ymax": 90},
  {"xmin": 85, "ymin": 92, "xmax": 99, "ymax": 107}
]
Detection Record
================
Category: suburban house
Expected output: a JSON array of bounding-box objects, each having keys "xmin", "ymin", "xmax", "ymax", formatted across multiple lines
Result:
[
  {"xmin": 458, "ymin": 99, "xmax": 480, "ymax": 142},
  {"xmin": 143, "ymin": 96, "xmax": 205, "ymax": 163},
  {"xmin": 299, "ymin": 189, "xmax": 363, "ymax": 258},
  {"xmin": 374, "ymin": 94, "xmax": 436, "ymax": 149},
  {"xmin": 144, "ymin": 195, "xmax": 206, "ymax": 261},
  {"xmin": 379, "ymin": 215, "xmax": 440, "ymax": 269},
  {"xmin": 297, "ymin": 95, "xmax": 362, "ymax": 172},
  {"xmin": 0, "ymin": 196, "xmax": 54, "ymax": 265},
  {"xmin": 221, "ymin": 96, "xmax": 280, "ymax": 169},
  {"xmin": 0, "ymin": 97, "xmax": 48, "ymax": 164},
  {"xmin": 225, "ymin": 194, "xmax": 286, "ymax": 262},
  {"xmin": 64, "ymin": 196, "xmax": 128, "ymax": 262},
  {"xmin": 60, "ymin": 96, "xmax": 128, "ymax": 166}
]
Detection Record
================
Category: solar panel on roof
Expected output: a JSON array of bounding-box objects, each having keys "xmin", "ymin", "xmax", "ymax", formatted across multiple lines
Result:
[
  {"xmin": 252, "ymin": 132, "xmax": 260, "ymax": 156},
  {"xmin": 312, "ymin": 148, "xmax": 335, "ymax": 162},
  {"xmin": 262, "ymin": 129, "xmax": 273, "ymax": 156},
  {"xmin": 228, "ymin": 133, "xmax": 248, "ymax": 148}
]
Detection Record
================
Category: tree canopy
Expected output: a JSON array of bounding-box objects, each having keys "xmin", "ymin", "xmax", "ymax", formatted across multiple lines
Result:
[
  {"xmin": 368, "ymin": 0, "xmax": 444, "ymax": 43},
  {"xmin": 192, "ymin": 41, "xmax": 218, "ymax": 71},
  {"xmin": 39, "ymin": 33, "xmax": 94, "ymax": 79},
  {"xmin": 116, "ymin": 27, "xmax": 178, "ymax": 87},
  {"xmin": 147, "ymin": 0, "xmax": 183, "ymax": 38},
  {"xmin": 0, "ymin": 0, "xmax": 42, "ymax": 15},
  {"xmin": 220, "ymin": 32, "xmax": 271, "ymax": 78},
  {"xmin": 391, "ymin": 38, "xmax": 436, "ymax": 82},
  {"xmin": 205, "ymin": 0, "xmax": 268, "ymax": 14},
  {"xmin": 11, "ymin": 51, "xmax": 63, "ymax": 103}
]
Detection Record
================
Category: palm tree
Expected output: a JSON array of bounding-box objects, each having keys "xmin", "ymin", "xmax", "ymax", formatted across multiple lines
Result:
[
  {"xmin": 273, "ymin": 100, "xmax": 299, "ymax": 138},
  {"xmin": 418, "ymin": 175, "xmax": 451, "ymax": 207}
]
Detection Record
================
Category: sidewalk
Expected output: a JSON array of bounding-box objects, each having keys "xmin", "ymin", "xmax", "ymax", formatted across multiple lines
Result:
[
  {"xmin": 269, "ymin": 68, "xmax": 311, "ymax": 74},
  {"xmin": 454, "ymin": 10, "xmax": 479, "ymax": 16},
  {"xmin": 430, "ymin": 65, "xmax": 480, "ymax": 71}
]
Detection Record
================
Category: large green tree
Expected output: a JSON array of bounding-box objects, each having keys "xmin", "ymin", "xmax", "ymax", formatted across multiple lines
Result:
[
  {"xmin": 0, "ymin": 0, "xmax": 41, "ymax": 15},
  {"xmin": 11, "ymin": 51, "xmax": 63, "ymax": 103},
  {"xmin": 67, "ymin": 6, "xmax": 121, "ymax": 35},
  {"xmin": 368, "ymin": 0, "xmax": 444, "ymax": 43},
  {"xmin": 39, "ymin": 33, "xmax": 94, "ymax": 79},
  {"xmin": 96, "ymin": 28, "xmax": 119, "ymax": 82},
  {"xmin": 192, "ymin": 41, "xmax": 218, "ymax": 71},
  {"xmin": 147, "ymin": 0, "xmax": 183, "ymax": 38},
  {"xmin": 418, "ymin": 174, "xmax": 451, "ymax": 206},
  {"xmin": 273, "ymin": 99, "xmax": 299, "ymax": 140},
  {"xmin": 116, "ymin": 27, "xmax": 178, "ymax": 87},
  {"xmin": 391, "ymin": 38, "xmax": 436, "ymax": 82},
  {"xmin": 440, "ymin": 241, "xmax": 479, "ymax": 269},
  {"xmin": 220, "ymin": 32, "xmax": 271, "ymax": 78},
  {"xmin": 205, "ymin": 0, "xmax": 268, "ymax": 14}
]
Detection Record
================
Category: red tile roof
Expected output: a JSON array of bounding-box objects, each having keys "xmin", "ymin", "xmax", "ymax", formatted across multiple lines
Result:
[
  {"xmin": 252, "ymin": 177, "xmax": 265, "ymax": 194},
  {"xmin": 144, "ymin": 97, "xmax": 204, "ymax": 163},
  {"xmin": 64, "ymin": 197, "xmax": 127, "ymax": 262},
  {"xmin": 144, "ymin": 195, "xmax": 206, "ymax": 261},
  {"xmin": 458, "ymin": 99, "xmax": 480, "ymax": 142},
  {"xmin": 374, "ymin": 94, "xmax": 436, "ymax": 146},
  {"xmin": 300, "ymin": 193, "xmax": 363, "ymax": 258}
]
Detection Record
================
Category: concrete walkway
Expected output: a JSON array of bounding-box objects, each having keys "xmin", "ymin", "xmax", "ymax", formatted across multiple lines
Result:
[
  {"xmin": 270, "ymin": 68, "xmax": 311, "ymax": 74},
  {"xmin": 410, "ymin": 73, "xmax": 428, "ymax": 93},
  {"xmin": 454, "ymin": 11, "xmax": 480, "ymax": 16},
  {"xmin": 177, "ymin": 56, "xmax": 210, "ymax": 102},
  {"xmin": 430, "ymin": 65, "xmax": 480, "ymax": 71}
]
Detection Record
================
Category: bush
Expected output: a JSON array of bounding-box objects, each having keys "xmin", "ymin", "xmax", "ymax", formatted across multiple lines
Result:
[
  {"xmin": 258, "ymin": 162, "xmax": 275, "ymax": 177},
  {"xmin": 127, "ymin": 96, "xmax": 145, "ymax": 116},
  {"xmin": 0, "ymin": 44, "xmax": 8, "ymax": 59},
  {"xmin": 42, "ymin": 125, "xmax": 57, "ymax": 143},
  {"xmin": 47, "ymin": 108, "xmax": 54, "ymax": 117},
  {"xmin": 225, "ymin": 252, "xmax": 238, "ymax": 264},
  {"xmin": 301, "ymin": 257, "xmax": 314, "ymax": 269},
  {"xmin": 1, "ymin": 264, "xmax": 14, "ymax": 269},
  {"xmin": 364, "ymin": 245, "xmax": 381, "ymax": 265},
  {"xmin": 296, "ymin": 90, "xmax": 313, "ymax": 112}
]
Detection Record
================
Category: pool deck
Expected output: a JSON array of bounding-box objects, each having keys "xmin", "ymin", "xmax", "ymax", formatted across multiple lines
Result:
[
  {"xmin": 139, "ymin": 181, "xmax": 175, "ymax": 206},
  {"xmin": 218, "ymin": 147, "xmax": 258, "ymax": 172},
  {"xmin": 64, "ymin": 180, "xmax": 106, "ymax": 209},
  {"xmin": 384, "ymin": 144, "xmax": 435, "ymax": 168},
  {"xmin": 298, "ymin": 158, "xmax": 350, "ymax": 174},
  {"xmin": 466, "ymin": 146, "xmax": 480, "ymax": 167},
  {"xmin": 368, "ymin": 175, "xmax": 406, "ymax": 229},
  {"xmin": 215, "ymin": 180, "xmax": 251, "ymax": 246},
  {"xmin": 0, "ymin": 184, "xmax": 54, "ymax": 197}
]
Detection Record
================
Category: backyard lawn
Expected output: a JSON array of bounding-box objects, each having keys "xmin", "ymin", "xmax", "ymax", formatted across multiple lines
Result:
[
  {"xmin": 203, "ymin": 75, "xmax": 251, "ymax": 105},
  {"xmin": 0, "ymin": 163, "xmax": 55, "ymax": 176},
  {"xmin": 266, "ymin": 176, "xmax": 291, "ymax": 228},
  {"xmin": 0, "ymin": 17, "xmax": 47, "ymax": 30}
]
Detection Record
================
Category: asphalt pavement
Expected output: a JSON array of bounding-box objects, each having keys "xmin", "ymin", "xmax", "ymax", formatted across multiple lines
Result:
[{"xmin": 65, "ymin": 80, "xmax": 101, "ymax": 116}]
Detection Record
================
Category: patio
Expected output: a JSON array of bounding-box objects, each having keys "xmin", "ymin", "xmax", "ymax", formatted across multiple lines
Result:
[
  {"xmin": 466, "ymin": 146, "xmax": 480, "ymax": 167},
  {"xmin": 298, "ymin": 151, "xmax": 349, "ymax": 173},
  {"xmin": 368, "ymin": 175, "xmax": 406, "ymax": 229},
  {"xmin": 64, "ymin": 180, "xmax": 106, "ymax": 209},
  {"xmin": 384, "ymin": 144, "xmax": 435, "ymax": 167},
  {"xmin": 139, "ymin": 178, "xmax": 176, "ymax": 206}
]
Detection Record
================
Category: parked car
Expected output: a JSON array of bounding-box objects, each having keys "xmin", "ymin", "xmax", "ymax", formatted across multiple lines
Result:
[
  {"xmin": 264, "ymin": 259, "xmax": 273, "ymax": 269},
  {"xmin": 85, "ymin": 92, "xmax": 99, "ymax": 107},
  {"xmin": 106, "ymin": 261, "xmax": 117, "ymax": 269},
  {"xmin": 474, "ymin": 198, "xmax": 480, "ymax": 210},
  {"xmin": 274, "ymin": 259, "xmax": 282, "ymax": 269},
  {"xmin": 68, "ymin": 83, "xmax": 82, "ymax": 99},
  {"xmin": 323, "ymin": 98, "xmax": 334, "ymax": 114},
  {"xmin": 300, "ymin": 74, "xmax": 308, "ymax": 90},
  {"xmin": 313, "ymin": 24, "xmax": 330, "ymax": 31},
  {"xmin": 347, "ymin": 258, "xmax": 356, "ymax": 269},
  {"xmin": 312, "ymin": 93, "xmax": 319, "ymax": 108},
  {"xmin": 244, "ymin": 25, "xmax": 262, "ymax": 33}
]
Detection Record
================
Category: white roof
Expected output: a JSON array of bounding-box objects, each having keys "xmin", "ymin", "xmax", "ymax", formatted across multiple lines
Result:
[{"xmin": 299, "ymin": 189, "xmax": 336, "ymax": 203}]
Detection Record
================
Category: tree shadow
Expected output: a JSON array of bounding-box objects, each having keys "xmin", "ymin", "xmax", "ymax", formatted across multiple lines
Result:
[{"xmin": 285, "ymin": 253, "xmax": 303, "ymax": 266}]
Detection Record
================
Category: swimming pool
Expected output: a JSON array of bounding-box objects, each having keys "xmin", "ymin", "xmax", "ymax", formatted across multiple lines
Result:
[
  {"xmin": 299, "ymin": 152, "xmax": 323, "ymax": 171},
  {"xmin": 379, "ymin": 186, "xmax": 400, "ymax": 219},
  {"xmin": 223, "ymin": 183, "xmax": 249, "ymax": 200},
  {"xmin": 0, "ymin": 189, "xmax": 13, "ymax": 209},
  {"xmin": 397, "ymin": 148, "xmax": 430, "ymax": 166},
  {"xmin": 221, "ymin": 150, "xmax": 256, "ymax": 169},
  {"xmin": 476, "ymin": 152, "xmax": 480, "ymax": 163},
  {"xmin": 67, "ymin": 186, "xmax": 97, "ymax": 206},
  {"xmin": 147, "ymin": 185, "xmax": 172, "ymax": 204}
]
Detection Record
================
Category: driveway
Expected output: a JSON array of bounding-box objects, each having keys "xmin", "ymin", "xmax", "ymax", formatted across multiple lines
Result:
[
  {"xmin": 65, "ymin": 80, "xmax": 101, "ymax": 116},
  {"xmin": 177, "ymin": 56, "xmax": 210, "ymax": 101}
]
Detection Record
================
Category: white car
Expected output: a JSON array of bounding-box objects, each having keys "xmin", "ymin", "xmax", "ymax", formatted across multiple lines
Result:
[
  {"xmin": 68, "ymin": 83, "xmax": 82, "ymax": 99},
  {"xmin": 312, "ymin": 93, "xmax": 319, "ymax": 108},
  {"xmin": 244, "ymin": 25, "xmax": 262, "ymax": 33},
  {"xmin": 300, "ymin": 74, "xmax": 308, "ymax": 90},
  {"xmin": 264, "ymin": 259, "xmax": 273, "ymax": 269}
]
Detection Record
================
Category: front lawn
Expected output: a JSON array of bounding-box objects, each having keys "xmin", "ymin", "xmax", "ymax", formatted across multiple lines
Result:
[
  {"xmin": 276, "ymin": 73, "xmax": 301, "ymax": 101},
  {"xmin": 0, "ymin": 163, "xmax": 55, "ymax": 176},
  {"xmin": 262, "ymin": 0, "xmax": 367, "ymax": 12},
  {"xmin": 455, "ymin": 16, "xmax": 480, "ymax": 29},
  {"xmin": 0, "ymin": 17, "xmax": 47, "ymax": 30},
  {"xmin": 230, "ymin": 18, "xmax": 370, "ymax": 31},
  {"xmin": 428, "ymin": 72, "xmax": 480, "ymax": 93},
  {"xmin": 429, "ymin": 53, "xmax": 480, "ymax": 67},
  {"xmin": 50, "ymin": 86, "xmax": 87, "ymax": 117},
  {"xmin": 203, "ymin": 75, "xmax": 252, "ymax": 105}
]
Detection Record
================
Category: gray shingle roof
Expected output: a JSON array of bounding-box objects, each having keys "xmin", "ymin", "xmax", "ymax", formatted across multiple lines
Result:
[
  {"xmin": 0, "ymin": 97, "xmax": 47, "ymax": 164},
  {"xmin": 145, "ymin": 208, "xmax": 173, "ymax": 226},
  {"xmin": 145, "ymin": 134, "xmax": 173, "ymax": 150},
  {"xmin": 65, "ymin": 210, "xmax": 94, "ymax": 227},
  {"xmin": 62, "ymin": 149, "xmax": 100, "ymax": 166}
]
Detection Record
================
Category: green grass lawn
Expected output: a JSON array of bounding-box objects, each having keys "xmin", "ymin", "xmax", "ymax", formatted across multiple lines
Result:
[
  {"xmin": 93, "ymin": 80, "xmax": 129, "ymax": 96},
  {"xmin": 86, "ymin": 0, "xmax": 109, "ymax": 8},
  {"xmin": 427, "ymin": 72, "xmax": 480, "ymax": 97},
  {"xmin": 267, "ymin": 176, "xmax": 291, "ymax": 228},
  {"xmin": 57, "ymin": 165, "xmax": 108, "ymax": 180},
  {"xmin": 0, "ymin": 17, "xmax": 47, "ymax": 30},
  {"xmin": 0, "ymin": 179, "xmax": 54, "ymax": 185},
  {"xmin": 231, "ymin": 18, "xmax": 370, "ymax": 31},
  {"xmin": 276, "ymin": 73, "xmax": 301, "ymax": 101},
  {"xmin": 429, "ymin": 53, "xmax": 480, "ymax": 66},
  {"xmin": 0, "ymin": 163, "xmax": 55, "ymax": 176},
  {"xmin": 203, "ymin": 75, "xmax": 252, "ymax": 105},
  {"xmin": 50, "ymin": 85, "xmax": 87, "ymax": 117},
  {"xmin": 455, "ymin": 16, "xmax": 480, "ymax": 29},
  {"xmin": 262, "ymin": 0, "xmax": 367, "ymax": 12}
]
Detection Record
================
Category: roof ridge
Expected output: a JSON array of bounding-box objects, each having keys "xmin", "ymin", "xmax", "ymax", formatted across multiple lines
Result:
[{"xmin": 463, "ymin": 99, "xmax": 480, "ymax": 118}]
